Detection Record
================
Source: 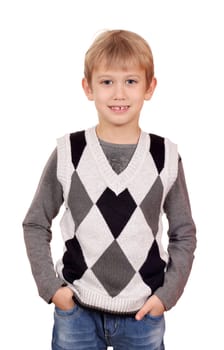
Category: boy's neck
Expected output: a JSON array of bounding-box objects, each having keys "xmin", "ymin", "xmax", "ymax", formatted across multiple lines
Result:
[{"xmin": 96, "ymin": 124, "xmax": 141, "ymax": 144}]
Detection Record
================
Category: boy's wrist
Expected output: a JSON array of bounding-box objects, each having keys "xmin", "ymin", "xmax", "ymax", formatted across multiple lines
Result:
[{"xmin": 51, "ymin": 286, "xmax": 74, "ymax": 310}]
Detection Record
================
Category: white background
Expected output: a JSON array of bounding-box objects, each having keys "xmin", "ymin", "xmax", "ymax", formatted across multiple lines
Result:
[{"xmin": 1, "ymin": 0, "xmax": 223, "ymax": 349}]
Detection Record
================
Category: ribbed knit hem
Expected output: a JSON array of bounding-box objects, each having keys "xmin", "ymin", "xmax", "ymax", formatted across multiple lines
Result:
[
  {"xmin": 71, "ymin": 285, "xmax": 149, "ymax": 314},
  {"xmin": 73, "ymin": 295, "xmax": 137, "ymax": 316}
]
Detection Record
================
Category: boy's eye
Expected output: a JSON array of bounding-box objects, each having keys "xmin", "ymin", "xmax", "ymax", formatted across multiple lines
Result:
[
  {"xmin": 126, "ymin": 79, "xmax": 137, "ymax": 85},
  {"xmin": 101, "ymin": 80, "xmax": 113, "ymax": 85}
]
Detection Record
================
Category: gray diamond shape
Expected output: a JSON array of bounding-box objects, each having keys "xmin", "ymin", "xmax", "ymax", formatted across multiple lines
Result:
[
  {"xmin": 68, "ymin": 171, "xmax": 93, "ymax": 230},
  {"xmin": 92, "ymin": 241, "xmax": 135, "ymax": 297},
  {"xmin": 140, "ymin": 176, "xmax": 163, "ymax": 237}
]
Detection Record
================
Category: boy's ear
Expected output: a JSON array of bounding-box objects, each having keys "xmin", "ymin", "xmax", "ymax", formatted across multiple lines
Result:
[
  {"xmin": 144, "ymin": 77, "xmax": 157, "ymax": 101},
  {"xmin": 82, "ymin": 78, "xmax": 94, "ymax": 101}
]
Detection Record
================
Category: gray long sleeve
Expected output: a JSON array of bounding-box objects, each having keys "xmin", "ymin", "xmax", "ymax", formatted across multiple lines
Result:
[
  {"xmin": 23, "ymin": 149, "xmax": 65, "ymax": 302},
  {"xmin": 154, "ymin": 159, "xmax": 196, "ymax": 310}
]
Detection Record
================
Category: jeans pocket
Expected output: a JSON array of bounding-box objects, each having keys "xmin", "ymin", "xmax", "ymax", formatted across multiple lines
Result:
[
  {"xmin": 55, "ymin": 304, "xmax": 79, "ymax": 318},
  {"xmin": 144, "ymin": 313, "xmax": 164, "ymax": 324}
]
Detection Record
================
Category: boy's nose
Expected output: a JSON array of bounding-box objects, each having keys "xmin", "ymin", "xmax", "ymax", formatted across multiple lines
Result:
[{"xmin": 113, "ymin": 83, "xmax": 125, "ymax": 100}]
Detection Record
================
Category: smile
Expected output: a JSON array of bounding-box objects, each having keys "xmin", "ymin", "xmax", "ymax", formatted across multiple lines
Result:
[{"xmin": 109, "ymin": 106, "xmax": 129, "ymax": 111}]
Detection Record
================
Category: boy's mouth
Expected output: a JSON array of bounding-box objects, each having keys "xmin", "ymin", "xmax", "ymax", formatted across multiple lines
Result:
[{"xmin": 109, "ymin": 105, "xmax": 129, "ymax": 112}]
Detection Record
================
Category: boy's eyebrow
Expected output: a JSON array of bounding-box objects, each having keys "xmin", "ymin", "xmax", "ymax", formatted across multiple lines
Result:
[
  {"xmin": 96, "ymin": 75, "xmax": 113, "ymax": 79},
  {"xmin": 96, "ymin": 73, "xmax": 142, "ymax": 79}
]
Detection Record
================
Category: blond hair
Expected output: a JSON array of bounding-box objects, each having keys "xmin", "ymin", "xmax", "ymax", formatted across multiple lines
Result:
[{"xmin": 84, "ymin": 30, "xmax": 154, "ymax": 88}]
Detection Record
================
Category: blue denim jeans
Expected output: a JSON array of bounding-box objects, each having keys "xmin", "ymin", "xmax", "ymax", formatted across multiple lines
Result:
[{"xmin": 52, "ymin": 304, "xmax": 165, "ymax": 350}]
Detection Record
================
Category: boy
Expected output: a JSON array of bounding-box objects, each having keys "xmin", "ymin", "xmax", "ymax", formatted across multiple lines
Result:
[{"xmin": 23, "ymin": 30, "xmax": 196, "ymax": 350}]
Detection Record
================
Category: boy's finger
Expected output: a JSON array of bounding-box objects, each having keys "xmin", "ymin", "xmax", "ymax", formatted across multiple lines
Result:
[{"xmin": 135, "ymin": 304, "xmax": 151, "ymax": 321}]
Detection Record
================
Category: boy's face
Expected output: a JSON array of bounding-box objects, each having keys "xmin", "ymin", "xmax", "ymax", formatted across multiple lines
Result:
[{"xmin": 82, "ymin": 63, "xmax": 156, "ymax": 130}]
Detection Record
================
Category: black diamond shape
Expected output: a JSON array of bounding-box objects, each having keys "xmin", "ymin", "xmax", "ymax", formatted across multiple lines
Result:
[
  {"xmin": 96, "ymin": 188, "xmax": 137, "ymax": 238},
  {"xmin": 149, "ymin": 133, "xmax": 165, "ymax": 174},
  {"xmin": 70, "ymin": 131, "xmax": 86, "ymax": 169},
  {"xmin": 139, "ymin": 240, "xmax": 166, "ymax": 293},
  {"xmin": 62, "ymin": 236, "xmax": 88, "ymax": 284},
  {"xmin": 92, "ymin": 241, "xmax": 135, "ymax": 297}
]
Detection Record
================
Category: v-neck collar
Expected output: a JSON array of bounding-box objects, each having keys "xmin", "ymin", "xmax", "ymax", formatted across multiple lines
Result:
[{"xmin": 85, "ymin": 126, "xmax": 150, "ymax": 195}]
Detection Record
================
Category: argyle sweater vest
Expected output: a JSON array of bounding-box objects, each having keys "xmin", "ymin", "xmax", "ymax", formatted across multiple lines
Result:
[{"xmin": 56, "ymin": 127, "xmax": 178, "ymax": 314}]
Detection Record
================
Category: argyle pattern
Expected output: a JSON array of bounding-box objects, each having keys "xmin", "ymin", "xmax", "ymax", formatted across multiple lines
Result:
[{"xmin": 56, "ymin": 128, "xmax": 178, "ymax": 312}]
